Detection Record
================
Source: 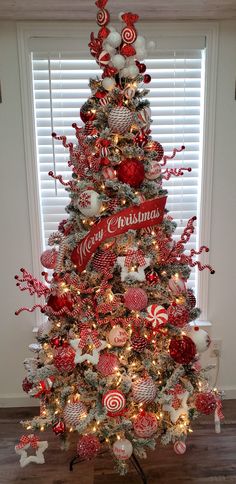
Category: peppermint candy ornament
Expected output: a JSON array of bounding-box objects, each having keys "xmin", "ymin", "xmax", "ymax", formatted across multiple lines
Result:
[
  {"xmin": 133, "ymin": 412, "xmax": 158, "ymax": 438},
  {"xmin": 146, "ymin": 304, "xmax": 168, "ymax": 329},
  {"xmin": 40, "ymin": 249, "xmax": 58, "ymax": 269},
  {"xmin": 97, "ymin": 8, "xmax": 110, "ymax": 26},
  {"xmin": 77, "ymin": 190, "xmax": 102, "ymax": 217},
  {"xmin": 174, "ymin": 441, "xmax": 186, "ymax": 455},
  {"xmin": 98, "ymin": 50, "xmax": 110, "ymax": 67},
  {"xmin": 63, "ymin": 401, "xmax": 87, "ymax": 428},
  {"xmin": 145, "ymin": 160, "xmax": 162, "ymax": 180},
  {"xmin": 121, "ymin": 12, "xmax": 139, "ymax": 44},
  {"xmin": 102, "ymin": 390, "xmax": 126, "ymax": 416},
  {"xmin": 108, "ymin": 106, "xmax": 133, "ymax": 134},
  {"xmin": 132, "ymin": 376, "xmax": 157, "ymax": 404},
  {"xmin": 113, "ymin": 438, "xmax": 133, "ymax": 460},
  {"xmin": 96, "ymin": 352, "xmax": 119, "ymax": 376}
]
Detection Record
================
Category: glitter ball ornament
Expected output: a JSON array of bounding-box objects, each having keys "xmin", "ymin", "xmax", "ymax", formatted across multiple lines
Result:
[
  {"xmin": 77, "ymin": 190, "xmax": 102, "ymax": 217},
  {"xmin": 22, "ymin": 377, "xmax": 33, "ymax": 393},
  {"xmin": 117, "ymin": 158, "xmax": 145, "ymax": 187},
  {"xmin": 96, "ymin": 352, "xmax": 119, "ymax": 376},
  {"xmin": 169, "ymin": 336, "xmax": 196, "ymax": 365},
  {"xmin": 108, "ymin": 106, "xmax": 133, "ymax": 134},
  {"xmin": 113, "ymin": 438, "xmax": 133, "ymax": 460},
  {"xmin": 124, "ymin": 288, "xmax": 148, "ymax": 311},
  {"xmin": 186, "ymin": 289, "xmax": 196, "ymax": 309},
  {"xmin": 145, "ymin": 141, "xmax": 164, "ymax": 161},
  {"xmin": 132, "ymin": 377, "xmax": 157, "ymax": 403},
  {"xmin": 195, "ymin": 392, "xmax": 217, "ymax": 415},
  {"xmin": 80, "ymin": 102, "xmax": 97, "ymax": 123},
  {"xmin": 168, "ymin": 303, "xmax": 189, "ymax": 328},
  {"xmin": 40, "ymin": 249, "xmax": 58, "ymax": 269},
  {"xmin": 53, "ymin": 346, "xmax": 76, "ymax": 373},
  {"xmin": 77, "ymin": 434, "xmax": 100, "ymax": 460},
  {"xmin": 47, "ymin": 294, "xmax": 73, "ymax": 313},
  {"xmin": 174, "ymin": 441, "xmax": 186, "ymax": 455},
  {"xmin": 93, "ymin": 250, "xmax": 116, "ymax": 275},
  {"xmin": 102, "ymin": 390, "xmax": 126, "ymax": 416},
  {"xmin": 52, "ymin": 421, "xmax": 65, "ymax": 435},
  {"xmin": 189, "ymin": 327, "xmax": 211, "ymax": 353},
  {"xmin": 146, "ymin": 270, "xmax": 160, "ymax": 285},
  {"xmin": 108, "ymin": 325, "xmax": 128, "ymax": 347},
  {"xmin": 146, "ymin": 304, "xmax": 168, "ymax": 329},
  {"xmin": 131, "ymin": 335, "xmax": 147, "ymax": 352},
  {"xmin": 63, "ymin": 401, "xmax": 87, "ymax": 427},
  {"xmin": 143, "ymin": 74, "xmax": 151, "ymax": 84},
  {"xmin": 145, "ymin": 160, "xmax": 162, "ymax": 180},
  {"xmin": 133, "ymin": 412, "xmax": 158, "ymax": 438}
]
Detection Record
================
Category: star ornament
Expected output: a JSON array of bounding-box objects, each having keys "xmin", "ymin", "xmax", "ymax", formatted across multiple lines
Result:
[
  {"xmin": 163, "ymin": 390, "xmax": 190, "ymax": 424},
  {"xmin": 15, "ymin": 435, "xmax": 48, "ymax": 468},
  {"xmin": 70, "ymin": 332, "xmax": 107, "ymax": 365},
  {"xmin": 117, "ymin": 248, "xmax": 151, "ymax": 282}
]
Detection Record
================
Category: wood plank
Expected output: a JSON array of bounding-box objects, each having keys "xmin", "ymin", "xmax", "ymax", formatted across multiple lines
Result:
[{"xmin": 0, "ymin": 400, "xmax": 236, "ymax": 483}]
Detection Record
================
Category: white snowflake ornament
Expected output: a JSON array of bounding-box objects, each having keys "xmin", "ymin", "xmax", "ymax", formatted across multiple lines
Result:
[{"xmin": 77, "ymin": 190, "xmax": 102, "ymax": 217}]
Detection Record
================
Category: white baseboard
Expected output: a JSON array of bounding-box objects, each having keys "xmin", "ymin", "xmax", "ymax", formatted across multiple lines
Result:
[{"xmin": 0, "ymin": 387, "xmax": 235, "ymax": 408}]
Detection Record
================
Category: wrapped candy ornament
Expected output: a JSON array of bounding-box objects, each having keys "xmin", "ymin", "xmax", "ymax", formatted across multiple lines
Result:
[{"xmin": 77, "ymin": 190, "xmax": 102, "ymax": 217}]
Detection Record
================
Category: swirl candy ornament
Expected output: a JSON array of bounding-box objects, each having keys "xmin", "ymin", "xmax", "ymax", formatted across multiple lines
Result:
[
  {"xmin": 121, "ymin": 12, "xmax": 139, "ymax": 44},
  {"xmin": 146, "ymin": 304, "xmax": 168, "ymax": 328},
  {"xmin": 102, "ymin": 390, "xmax": 126, "ymax": 416},
  {"xmin": 97, "ymin": 8, "xmax": 110, "ymax": 26}
]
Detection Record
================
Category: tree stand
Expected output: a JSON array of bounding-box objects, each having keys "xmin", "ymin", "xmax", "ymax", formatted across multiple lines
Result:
[{"xmin": 69, "ymin": 452, "xmax": 148, "ymax": 483}]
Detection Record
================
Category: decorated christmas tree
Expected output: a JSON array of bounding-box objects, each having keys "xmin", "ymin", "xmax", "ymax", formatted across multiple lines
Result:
[{"xmin": 15, "ymin": 0, "xmax": 223, "ymax": 474}]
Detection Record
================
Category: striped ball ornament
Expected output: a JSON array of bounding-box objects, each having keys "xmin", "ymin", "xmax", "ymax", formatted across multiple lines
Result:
[
  {"xmin": 63, "ymin": 401, "xmax": 87, "ymax": 428},
  {"xmin": 174, "ymin": 441, "xmax": 186, "ymax": 455},
  {"xmin": 132, "ymin": 377, "xmax": 157, "ymax": 404},
  {"xmin": 108, "ymin": 106, "xmax": 133, "ymax": 134}
]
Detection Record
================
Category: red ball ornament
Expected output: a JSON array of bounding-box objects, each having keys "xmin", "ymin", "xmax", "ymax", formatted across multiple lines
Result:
[
  {"xmin": 143, "ymin": 74, "xmax": 151, "ymax": 84},
  {"xmin": 93, "ymin": 250, "xmax": 116, "ymax": 275},
  {"xmin": 195, "ymin": 392, "xmax": 217, "ymax": 415},
  {"xmin": 174, "ymin": 441, "xmax": 186, "ymax": 455},
  {"xmin": 40, "ymin": 249, "xmax": 58, "ymax": 269},
  {"xmin": 169, "ymin": 335, "xmax": 196, "ymax": 365},
  {"xmin": 22, "ymin": 377, "xmax": 33, "ymax": 393},
  {"xmin": 80, "ymin": 103, "xmax": 97, "ymax": 123},
  {"xmin": 187, "ymin": 289, "xmax": 196, "ymax": 309},
  {"xmin": 146, "ymin": 270, "xmax": 160, "ymax": 286},
  {"xmin": 145, "ymin": 140, "xmax": 164, "ymax": 162},
  {"xmin": 131, "ymin": 335, "xmax": 147, "ymax": 352},
  {"xmin": 124, "ymin": 288, "xmax": 148, "ymax": 311},
  {"xmin": 117, "ymin": 158, "xmax": 145, "ymax": 188},
  {"xmin": 132, "ymin": 377, "xmax": 157, "ymax": 404},
  {"xmin": 139, "ymin": 63, "xmax": 147, "ymax": 74},
  {"xmin": 168, "ymin": 303, "xmax": 189, "ymax": 328},
  {"xmin": 77, "ymin": 434, "xmax": 100, "ymax": 460},
  {"xmin": 52, "ymin": 421, "xmax": 65, "ymax": 435},
  {"xmin": 50, "ymin": 336, "xmax": 62, "ymax": 348},
  {"xmin": 96, "ymin": 352, "xmax": 119, "ymax": 377},
  {"xmin": 47, "ymin": 294, "xmax": 73, "ymax": 313},
  {"xmin": 135, "ymin": 130, "xmax": 149, "ymax": 147},
  {"xmin": 53, "ymin": 346, "xmax": 76, "ymax": 373}
]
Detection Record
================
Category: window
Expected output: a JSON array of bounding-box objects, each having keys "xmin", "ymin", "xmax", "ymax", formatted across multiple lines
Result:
[{"xmin": 17, "ymin": 22, "xmax": 218, "ymax": 319}]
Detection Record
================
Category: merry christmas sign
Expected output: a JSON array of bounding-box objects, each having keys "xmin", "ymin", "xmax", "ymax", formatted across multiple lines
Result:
[{"xmin": 71, "ymin": 196, "xmax": 167, "ymax": 271}]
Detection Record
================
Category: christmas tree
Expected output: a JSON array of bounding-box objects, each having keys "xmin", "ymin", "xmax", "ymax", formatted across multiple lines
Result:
[{"xmin": 15, "ymin": 0, "xmax": 223, "ymax": 474}]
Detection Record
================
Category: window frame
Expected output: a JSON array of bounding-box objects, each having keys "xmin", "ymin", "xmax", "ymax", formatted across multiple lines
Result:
[{"xmin": 17, "ymin": 20, "xmax": 219, "ymax": 322}]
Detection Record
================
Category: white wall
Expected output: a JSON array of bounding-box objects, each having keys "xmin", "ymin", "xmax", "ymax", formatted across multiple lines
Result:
[{"xmin": 0, "ymin": 20, "xmax": 235, "ymax": 406}]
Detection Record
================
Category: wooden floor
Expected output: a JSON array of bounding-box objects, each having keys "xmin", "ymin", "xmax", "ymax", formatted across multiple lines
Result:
[{"xmin": 0, "ymin": 400, "xmax": 236, "ymax": 484}]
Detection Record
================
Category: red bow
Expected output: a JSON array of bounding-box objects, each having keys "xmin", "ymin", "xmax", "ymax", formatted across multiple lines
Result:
[
  {"xmin": 121, "ymin": 12, "xmax": 139, "ymax": 25},
  {"xmin": 95, "ymin": 0, "xmax": 108, "ymax": 8},
  {"xmin": 16, "ymin": 434, "xmax": 39, "ymax": 450},
  {"xmin": 79, "ymin": 328, "xmax": 101, "ymax": 349},
  {"xmin": 168, "ymin": 384, "xmax": 185, "ymax": 409},
  {"xmin": 125, "ymin": 249, "xmax": 145, "ymax": 267},
  {"xmin": 32, "ymin": 376, "xmax": 55, "ymax": 398}
]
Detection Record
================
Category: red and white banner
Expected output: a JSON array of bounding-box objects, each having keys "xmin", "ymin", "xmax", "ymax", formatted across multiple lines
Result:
[{"xmin": 71, "ymin": 196, "xmax": 167, "ymax": 272}]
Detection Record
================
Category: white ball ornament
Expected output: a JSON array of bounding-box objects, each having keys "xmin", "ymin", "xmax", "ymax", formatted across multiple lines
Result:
[
  {"xmin": 111, "ymin": 54, "xmax": 126, "ymax": 70},
  {"xmin": 136, "ymin": 49, "xmax": 147, "ymax": 61},
  {"xmin": 189, "ymin": 327, "xmax": 211, "ymax": 353},
  {"xmin": 106, "ymin": 32, "xmax": 122, "ymax": 48},
  {"xmin": 134, "ymin": 36, "xmax": 146, "ymax": 48},
  {"xmin": 77, "ymin": 190, "xmax": 102, "ymax": 217},
  {"xmin": 102, "ymin": 77, "xmax": 116, "ymax": 91},
  {"xmin": 103, "ymin": 42, "xmax": 116, "ymax": 55},
  {"xmin": 120, "ymin": 67, "xmax": 130, "ymax": 78},
  {"xmin": 147, "ymin": 40, "xmax": 156, "ymax": 51},
  {"xmin": 113, "ymin": 439, "xmax": 133, "ymax": 460},
  {"xmin": 127, "ymin": 64, "xmax": 139, "ymax": 78},
  {"xmin": 108, "ymin": 326, "xmax": 128, "ymax": 347}
]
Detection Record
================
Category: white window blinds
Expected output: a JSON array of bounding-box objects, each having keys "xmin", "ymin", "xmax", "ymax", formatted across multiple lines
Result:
[{"xmin": 31, "ymin": 47, "xmax": 205, "ymax": 292}]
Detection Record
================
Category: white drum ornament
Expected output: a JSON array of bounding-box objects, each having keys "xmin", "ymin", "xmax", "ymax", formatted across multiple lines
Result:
[
  {"xmin": 108, "ymin": 325, "xmax": 128, "ymax": 347},
  {"xmin": 174, "ymin": 441, "xmax": 186, "ymax": 455},
  {"xmin": 132, "ymin": 377, "xmax": 157, "ymax": 404},
  {"xmin": 77, "ymin": 190, "xmax": 102, "ymax": 217},
  {"xmin": 63, "ymin": 402, "xmax": 87, "ymax": 428},
  {"xmin": 145, "ymin": 160, "xmax": 162, "ymax": 180},
  {"xmin": 108, "ymin": 106, "xmax": 133, "ymax": 134},
  {"xmin": 146, "ymin": 304, "xmax": 168, "ymax": 328},
  {"xmin": 189, "ymin": 328, "xmax": 211, "ymax": 353},
  {"xmin": 168, "ymin": 275, "xmax": 186, "ymax": 295},
  {"xmin": 102, "ymin": 77, "xmax": 116, "ymax": 91},
  {"xmin": 113, "ymin": 438, "xmax": 133, "ymax": 460}
]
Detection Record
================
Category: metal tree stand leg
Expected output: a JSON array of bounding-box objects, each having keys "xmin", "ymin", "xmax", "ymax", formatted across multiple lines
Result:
[{"xmin": 69, "ymin": 453, "xmax": 148, "ymax": 483}]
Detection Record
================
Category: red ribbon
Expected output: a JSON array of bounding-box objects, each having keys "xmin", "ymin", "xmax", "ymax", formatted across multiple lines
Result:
[
  {"xmin": 16, "ymin": 434, "xmax": 39, "ymax": 450},
  {"xmin": 79, "ymin": 328, "xmax": 101, "ymax": 349},
  {"xmin": 121, "ymin": 12, "xmax": 139, "ymax": 25},
  {"xmin": 125, "ymin": 249, "xmax": 146, "ymax": 267}
]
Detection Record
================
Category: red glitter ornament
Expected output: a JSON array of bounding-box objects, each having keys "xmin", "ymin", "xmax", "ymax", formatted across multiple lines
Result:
[
  {"xmin": 145, "ymin": 140, "xmax": 164, "ymax": 162},
  {"xmin": 40, "ymin": 249, "xmax": 58, "ymax": 269},
  {"xmin": 168, "ymin": 303, "xmax": 189, "ymax": 328},
  {"xmin": 117, "ymin": 158, "xmax": 145, "ymax": 188},
  {"xmin": 77, "ymin": 434, "xmax": 100, "ymax": 460},
  {"xmin": 131, "ymin": 335, "xmax": 147, "ymax": 352},
  {"xmin": 50, "ymin": 336, "xmax": 62, "ymax": 348},
  {"xmin": 96, "ymin": 352, "xmax": 119, "ymax": 376},
  {"xmin": 124, "ymin": 288, "xmax": 148, "ymax": 311},
  {"xmin": 143, "ymin": 74, "xmax": 151, "ymax": 84},
  {"xmin": 22, "ymin": 377, "xmax": 33, "ymax": 393},
  {"xmin": 133, "ymin": 412, "xmax": 158, "ymax": 437},
  {"xmin": 169, "ymin": 335, "xmax": 196, "ymax": 365},
  {"xmin": 92, "ymin": 250, "xmax": 116, "ymax": 276},
  {"xmin": 195, "ymin": 392, "xmax": 217, "ymax": 415},
  {"xmin": 47, "ymin": 294, "xmax": 73, "ymax": 312},
  {"xmin": 52, "ymin": 421, "xmax": 65, "ymax": 435},
  {"xmin": 53, "ymin": 346, "xmax": 76, "ymax": 373},
  {"xmin": 120, "ymin": 43, "xmax": 136, "ymax": 57},
  {"xmin": 146, "ymin": 270, "xmax": 160, "ymax": 286},
  {"xmin": 135, "ymin": 130, "xmax": 149, "ymax": 147}
]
